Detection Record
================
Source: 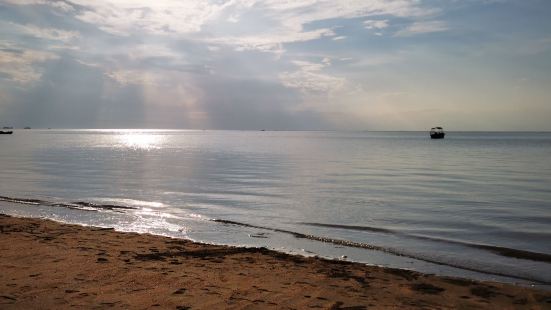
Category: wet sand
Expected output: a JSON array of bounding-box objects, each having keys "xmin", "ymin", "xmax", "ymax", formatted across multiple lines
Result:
[{"xmin": 1, "ymin": 214, "xmax": 550, "ymax": 309}]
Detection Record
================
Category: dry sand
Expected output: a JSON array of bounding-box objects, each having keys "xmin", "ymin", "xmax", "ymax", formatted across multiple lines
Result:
[{"xmin": 1, "ymin": 214, "xmax": 550, "ymax": 309}]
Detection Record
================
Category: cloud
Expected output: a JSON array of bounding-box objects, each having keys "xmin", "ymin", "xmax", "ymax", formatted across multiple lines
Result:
[
  {"xmin": 209, "ymin": 28, "xmax": 335, "ymax": 54},
  {"xmin": 395, "ymin": 20, "xmax": 448, "ymax": 36},
  {"xmin": 1, "ymin": 0, "xmax": 75, "ymax": 12},
  {"xmin": 72, "ymin": 1, "xmax": 233, "ymax": 36},
  {"xmin": 259, "ymin": 0, "xmax": 433, "ymax": 27},
  {"xmin": 279, "ymin": 59, "xmax": 345, "ymax": 93},
  {"xmin": 0, "ymin": 41, "xmax": 59, "ymax": 84},
  {"xmin": 5, "ymin": 0, "xmax": 549, "ymax": 131},
  {"xmin": 229, "ymin": 0, "xmax": 433, "ymax": 52},
  {"xmin": 126, "ymin": 44, "xmax": 182, "ymax": 62},
  {"xmin": 4, "ymin": 0, "xmax": 437, "ymax": 57},
  {"xmin": 12, "ymin": 23, "xmax": 79, "ymax": 43},
  {"xmin": 75, "ymin": 59, "xmax": 101, "ymax": 68},
  {"xmin": 364, "ymin": 19, "xmax": 389, "ymax": 29},
  {"xmin": 105, "ymin": 69, "xmax": 160, "ymax": 86},
  {"xmin": 60, "ymin": 0, "xmax": 434, "ymax": 53}
]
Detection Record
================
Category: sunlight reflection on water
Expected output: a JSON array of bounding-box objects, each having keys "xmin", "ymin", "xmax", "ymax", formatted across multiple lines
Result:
[{"xmin": 115, "ymin": 130, "xmax": 166, "ymax": 150}]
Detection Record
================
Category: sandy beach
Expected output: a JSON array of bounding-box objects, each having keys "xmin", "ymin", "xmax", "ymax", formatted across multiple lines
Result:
[{"xmin": 1, "ymin": 214, "xmax": 550, "ymax": 309}]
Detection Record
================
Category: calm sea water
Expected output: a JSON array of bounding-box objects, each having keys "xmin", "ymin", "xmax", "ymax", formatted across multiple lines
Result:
[{"xmin": 1, "ymin": 130, "xmax": 550, "ymax": 286}]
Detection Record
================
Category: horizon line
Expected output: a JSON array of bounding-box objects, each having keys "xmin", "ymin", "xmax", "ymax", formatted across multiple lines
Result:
[{"xmin": 4, "ymin": 128, "xmax": 551, "ymax": 133}]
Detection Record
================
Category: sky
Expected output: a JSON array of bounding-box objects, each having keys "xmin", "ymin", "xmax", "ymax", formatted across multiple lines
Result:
[{"xmin": 0, "ymin": 0, "xmax": 550, "ymax": 130}]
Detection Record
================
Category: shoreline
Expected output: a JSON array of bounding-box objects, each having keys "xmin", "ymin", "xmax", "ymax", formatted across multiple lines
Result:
[
  {"xmin": 2, "ymin": 195, "xmax": 549, "ymax": 286},
  {"xmin": 1, "ymin": 214, "xmax": 550, "ymax": 309}
]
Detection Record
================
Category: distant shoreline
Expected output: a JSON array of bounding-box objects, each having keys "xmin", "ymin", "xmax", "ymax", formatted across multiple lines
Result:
[{"xmin": 3, "ymin": 128, "xmax": 551, "ymax": 133}]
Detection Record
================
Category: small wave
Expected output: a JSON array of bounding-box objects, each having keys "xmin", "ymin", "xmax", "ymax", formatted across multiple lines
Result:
[
  {"xmin": 72, "ymin": 201, "xmax": 137, "ymax": 210},
  {"xmin": 300, "ymin": 222, "xmax": 551, "ymax": 264},
  {"xmin": 213, "ymin": 219, "xmax": 551, "ymax": 285},
  {"xmin": 0, "ymin": 195, "xmax": 138, "ymax": 212},
  {"xmin": 213, "ymin": 219, "xmax": 385, "ymax": 250},
  {"xmin": 300, "ymin": 222, "xmax": 394, "ymax": 234},
  {"xmin": 93, "ymin": 198, "xmax": 165, "ymax": 209},
  {"xmin": 0, "ymin": 196, "xmax": 43, "ymax": 205}
]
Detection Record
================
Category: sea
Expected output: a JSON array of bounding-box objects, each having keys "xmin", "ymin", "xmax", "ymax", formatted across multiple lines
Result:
[{"xmin": 1, "ymin": 130, "xmax": 550, "ymax": 287}]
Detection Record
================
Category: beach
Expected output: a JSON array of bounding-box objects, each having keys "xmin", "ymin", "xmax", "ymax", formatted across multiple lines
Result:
[
  {"xmin": 1, "ymin": 214, "xmax": 549, "ymax": 309},
  {"xmin": 2, "ymin": 0, "xmax": 551, "ymax": 307}
]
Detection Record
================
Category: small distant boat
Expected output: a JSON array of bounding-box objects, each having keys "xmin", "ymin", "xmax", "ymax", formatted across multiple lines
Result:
[
  {"xmin": 430, "ymin": 127, "xmax": 445, "ymax": 139},
  {"xmin": 0, "ymin": 130, "xmax": 13, "ymax": 135}
]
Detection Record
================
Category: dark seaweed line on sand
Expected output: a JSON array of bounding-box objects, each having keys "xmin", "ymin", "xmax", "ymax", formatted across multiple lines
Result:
[
  {"xmin": 212, "ymin": 219, "xmax": 551, "ymax": 285},
  {"xmin": 299, "ymin": 222, "xmax": 551, "ymax": 264},
  {"xmin": 0, "ymin": 195, "xmax": 137, "ymax": 212}
]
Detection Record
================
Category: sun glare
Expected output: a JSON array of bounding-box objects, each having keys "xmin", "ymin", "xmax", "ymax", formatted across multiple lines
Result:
[{"xmin": 116, "ymin": 130, "xmax": 164, "ymax": 150}]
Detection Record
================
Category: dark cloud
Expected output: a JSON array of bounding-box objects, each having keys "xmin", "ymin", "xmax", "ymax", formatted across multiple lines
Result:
[
  {"xmin": 196, "ymin": 76, "xmax": 331, "ymax": 130},
  {"xmin": 1, "ymin": 57, "xmax": 146, "ymax": 128}
]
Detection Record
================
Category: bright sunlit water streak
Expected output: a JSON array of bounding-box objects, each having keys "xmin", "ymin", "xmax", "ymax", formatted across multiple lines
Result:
[
  {"xmin": 116, "ymin": 131, "xmax": 165, "ymax": 150},
  {"xmin": 1, "ymin": 129, "xmax": 550, "ymax": 286}
]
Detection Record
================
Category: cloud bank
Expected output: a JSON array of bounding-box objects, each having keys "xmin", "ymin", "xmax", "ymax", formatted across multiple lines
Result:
[{"xmin": 1, "ymin": 0, "xmax": 550, "ymax": 130}]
